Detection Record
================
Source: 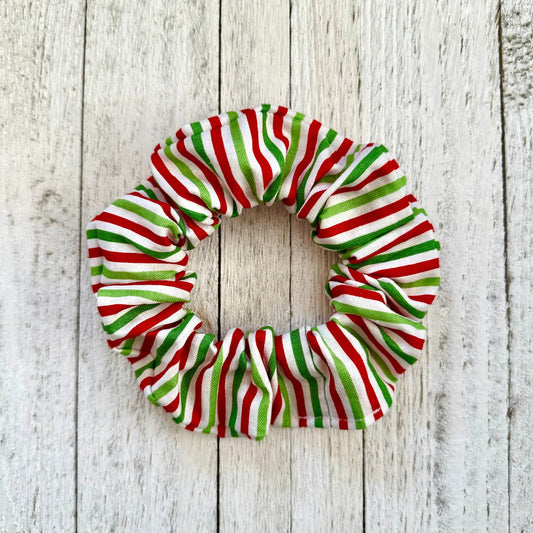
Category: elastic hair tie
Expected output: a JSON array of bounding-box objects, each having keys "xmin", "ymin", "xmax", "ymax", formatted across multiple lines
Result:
[{"xmin": 87, "ymin": 104, "xmax": 441, "ymax": 441}]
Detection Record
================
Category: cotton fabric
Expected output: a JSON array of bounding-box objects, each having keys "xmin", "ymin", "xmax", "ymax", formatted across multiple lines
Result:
[{"xmin": 87, "ymin": 104, "xmax": 440, "ymax": 440}]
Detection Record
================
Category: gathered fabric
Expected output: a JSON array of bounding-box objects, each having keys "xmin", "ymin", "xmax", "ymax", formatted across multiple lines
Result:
[{"xmin": 87, "ymin": 104, "xmax": 440, "ymax": 440}]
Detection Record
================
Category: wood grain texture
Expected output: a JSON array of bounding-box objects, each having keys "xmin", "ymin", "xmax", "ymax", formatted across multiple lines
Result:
[
  {"xmin": 501, "ymin": 1, "xmax": 533, "ymax": 531},
  {"xmin": 217, "ymin": 1, "xmax": 292, "ymax": 531},
  {"xmin": 290, "ymin": 2, "xmax": 364, "ymax": 532},
  {"xmin": 2, "ymin": 0, "xmax": 531, "ymax": 531},
  {"xmin": 0, "ymin": 2, "xmax": 84, "ymax": 531},
  {"xmin": 358, "ymin": 2, "xmax": 509, "ymax": 532},
  {"xmin": 78, "ymin": 1, "xmax": 219, "ymax": 531}
]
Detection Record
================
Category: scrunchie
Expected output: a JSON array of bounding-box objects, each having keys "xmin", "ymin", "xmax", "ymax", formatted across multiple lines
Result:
[{"xmin": 87, "ymin": 104, "xmax": 440, "ymax": 441}]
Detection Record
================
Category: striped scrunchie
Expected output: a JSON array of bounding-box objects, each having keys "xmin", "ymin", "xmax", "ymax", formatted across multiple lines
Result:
[{"xmin": 87, "ymin": 104, "xmax": 440, "ymax": 441}]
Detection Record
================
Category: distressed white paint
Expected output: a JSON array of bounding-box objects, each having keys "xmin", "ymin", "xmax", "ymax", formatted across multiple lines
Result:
[
  {"xmin": 358, "ymin": 2, "xmax": 509, "ymax": 532},
  {"xmin": 1, "ymin": 0, "xmax": 531, "ymax": 532},
  {"xmin": 501, "ymin": 1, "xmax": 533, "ymax": 531},
  {"xmin": 0, "ymin": 2, "xmax": 84, "ymax": 531},
  {"xmin": 78, "ymin": 1, "xmax": 219, "ymax": 531},
  {"xmin": 290, "ymin": 3, "xmax": 365, "ymax": 532},
  {"xmin": 217, "ymin": 1, "xmax": 292, "ymax": 532}
]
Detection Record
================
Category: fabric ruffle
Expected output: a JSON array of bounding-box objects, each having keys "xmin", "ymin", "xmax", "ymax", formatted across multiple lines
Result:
[{"xmin": 87, "ymin": 104, "xmax": 440, "ymax": 440}]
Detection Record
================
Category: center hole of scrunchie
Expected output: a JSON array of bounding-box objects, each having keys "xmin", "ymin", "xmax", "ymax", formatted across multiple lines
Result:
[{"xmin": 186, "ymin": 202, "xmax": 337, "ymax": 336}]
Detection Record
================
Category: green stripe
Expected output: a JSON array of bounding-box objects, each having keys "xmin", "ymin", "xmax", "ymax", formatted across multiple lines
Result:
[
  {"xmin": 381, "ymin": 329, "xmax": 418, "ymax": 365},
  {"xmin": 264, "ymin": 111, "xmax": 305, "ymax": 203},
  {"xmin": 120, "ymin": 337, "xmax": 135, "ymax": 356},
  {"xmin": 261, "ymin": 104, "xmax": 285, "ymax": 175},
  {"xmin": 250, "ymin": 355, "xmax": 272, "ymax": 439},
  {"xmin": 331, "ymin": 302, "xmax": 426, "ymax": 330},
  {"xmin": 173, "ymin": 334, "xmax": 215, "ymax": 423},
  {"xmin": 95, "ymin": 264, "xmax": 176, "ymax": 281},
  {"xmin": 331, "ymin": 318, "xmax": 397, "ymax": 384},
  {"xmin": 135, "ymin": 184, "xmax": 158, "ymax": 200},
  {"xmin": 135, "ymin": 313, "xmax": 195, "ymax": 379},
  {"xmin": 190, "ymin": 123, "xmax": 218, "ymax": 174},
  {"xmin": 315, "ymin": 151, "xmax": 356, "ymax": 185},
  {"xmin": 97, "ymin": 288, "xmax": 188, "ymax": 303},
  {"xmin": 104, "ymin": 303, "xmax": 158, "ymax": 335},
  {"xmin": 398, "ymin": 276, "xmax": 440, "ymax": 288},
  {"xmin": 290, "ymin": 330, "xmax": 323, "ymax": 426},
  {"xmin": 320, "ymin": 176, "xmax": 406, "ymax": 220},
  {"xmin": 280, "ymin": 112, "xmax": 304, "ymax": 180},
  {"xmin": 227, "ymin": 111, "xmax": 259, "ymax": 201},
  {"xmin": 378, "ymin": 280, "xmax": 426, "ymax": 319},
  {"xmin": 296, "ymin": 128, "xmax": 337, "ymax": 211},
  {"xmin": 202, "ymin": 343, "xmax": 226, "ymax": 434},
  {"xmin": 341, "ymin": 144, "xmax": 388, "ymax": 186},
  {"xmin": 228, "ymin": 351, "xmax": 248, "ymax": 437},
  {"xmin": 277, "ymin": 372, "xmax": 292, "ymax": 427},
  {"xmin": 314, "ymin": 213, "xmax": 415, "ymax": 253},
  {"xmin": 353, "ymin": 240, "xmax": 440, "ymax": 269},
  {"xmin": 114, "ymin": 198, "xmax": 183, "ymax": 239},
  {"xmin": 87, "ymin": 228, "xmax": 181, "ymax": 260},
  {"xmin": 367, "ymin": 359, "xmax": 393, "ymax": 407},
  {"xmin": 317, "ymin": 328, "xmax": 366, "ymax": 426},
  {"xmin": 163, "ymin": 145, "xmax": 213, "ymax": 212},
  {"xmin": 337, "ymin": 321, "xmax": 393, "ymax": 407}
]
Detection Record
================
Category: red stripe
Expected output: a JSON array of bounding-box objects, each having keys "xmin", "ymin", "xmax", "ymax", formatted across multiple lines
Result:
[
  {"xmin": 216, "ymin": 329, "xmax": 244, "ymax": 437},
  {"xmin": 385, "ymin": 325, "xmax": 425, "ymax": 351},
  {"xmin": 209, "ymin": 116, "xmax": 251, "ymax": 209},
  {"xmin": 272, "ymin": 106, "xmax": 290, "ymax": 151},
  {"xmin": 162, "ymin": 392, "xmax": 181, "ymax": 414},
  {"xmin": 410, "ymin": 294, "xmax": 436, "ymax": 305},
  {"xmin": 107, "ymin": 303, "xmax": 183, "ymax": 349},
  {"xmin": 369, "ymin": 258, "xmax": 440, "ymax": 279},
  {"xmin": 240, "ymin": 330, "xmax": 266, "ymax": 436},
  {"xmin": 329, "ymin": 283, "xmax": 387, "ymax": 305},
  {"xmin": 274, "ymin": 335, "xmax": 308, "ymax": 426},
  {"xmin": 175, "ymin": 138, "xmax": 229, "ymax": 214},
  {"xmin": 271, "ymin": 385, "xmax": 283, "ymax": 424},
  {"xmin": 347, "ymin": 220, "xmax": 434, "ymax": 264},
  {"xmin": 327, "ymin": 321, "xmax": 382, "ymax": 415},
  {"xmin": 98, "ymin": 303, "xmax": 132, "ymax": 317},
  {"xmin": 242, "ymin": 108, "xmax": 274, "ymax": 191},
  {"xmin": 283, "ymin": 119, "xmax": 322, "ymax": 207},
  {"xmin": 316, "ymin": 196, "xmax": 410, "ymax": 239},
  {"xmin": 150, "ymin": 151, "xmax": 207, "ymax": 209},
  {"xmin": 178, "ymin": 208, "xmax": 211, "ymax": 243},
  {"xmin": 240, "ymin": 385, "xmax": 257, "ymax": 437},
  {"xmin": 153, "ymin": 330, "xmax": 196, "ymax": 385},
  {"xmin": 134, "ymin": 329, "xmax": 158, "ymax": 365},
  {"xmin": 345, "ymin": 315, "xmax": 406, "ymax": 375},
  {"xmin": 94, "ymin": 211, "xmax": 175, "ymax": 248},
  {"xmin": 296, "ymin": 138, "xmax": 354, "ymax": 220},
  {"xmin": 88, "ymin": 247, "xmax": 187, "ymax": 266},
  {"xmin": 306, "ymin": 330, "xmax": 349, "ymax": 429},
  {"xmin": 185, "ymin": 340, "xmax": 221, "ymax": 432},
  {"xmin": 353, "ymin": 158, "xmax": 400, "ymax": 191}
]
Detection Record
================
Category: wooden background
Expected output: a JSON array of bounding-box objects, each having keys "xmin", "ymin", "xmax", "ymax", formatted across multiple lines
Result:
[{"xmin": 1, "ymin": 1, "xmax": 531, "ymax": 531}]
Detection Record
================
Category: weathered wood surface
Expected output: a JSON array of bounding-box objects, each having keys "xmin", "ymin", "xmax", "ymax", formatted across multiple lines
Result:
[
  {"xmin": 358, "ymin": 2, "xmax": 510, "ymax": 532},
  {"xmin": 1, "ymin": 0, "xmax": 531, "ymax": 532},
  {"xmin": 0, "ymin": 2, "xmax": 84, "ymax": 531},
  {"xmin": 216, "ymin": 2, "xmax": 292, "ymax": 531},
  {"xmin": 501, "ymin": 1, "xmax": 533, "ymax": 532},
  {"xmin": 290, "ymin": 3, "xmax": 365, "ymax": 532},
  {"xmin": 78, "ymin": 1, "xmax": 219, "ymax": 531}
]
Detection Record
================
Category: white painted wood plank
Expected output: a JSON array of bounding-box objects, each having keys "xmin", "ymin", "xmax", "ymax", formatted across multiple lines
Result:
[
  {"xmin": 358, "ymin": 2, "xmax": 509, "ymax": 532},
  {"xmin": 501, "ymin": 1, "xmax": 533, "ymax": 531},
  {"xmin": 0, "ymin": 2, "xmax": 84, "ymax": 531},
  {"xmin": 78, "ymin": 1, "xmax": 219, "ymax": 531},
  {"xmin": 218, "ymin": 1, "xmax": 291, "ymax": 531},
  {"xmin": 290, "ymin": 2, "xmax": 365, "ymax": 532}
]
